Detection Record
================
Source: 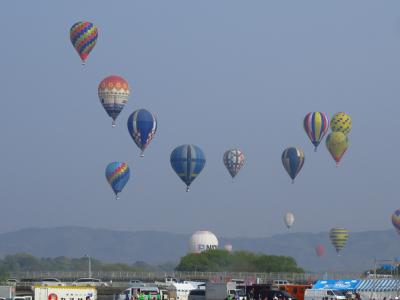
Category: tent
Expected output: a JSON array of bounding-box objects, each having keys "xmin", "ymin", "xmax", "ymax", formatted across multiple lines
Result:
[{"xmin": 313, "ymin": 280, "xmax": 361, "ymax": 291}]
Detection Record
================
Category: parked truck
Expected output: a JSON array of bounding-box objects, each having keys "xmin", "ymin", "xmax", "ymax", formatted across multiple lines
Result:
[
  {"xmin": 34, "ymin": 286, "xmax": 97, "ymax": 300},
  {"xmin": 206, "ymin": 282, "xmax": 237, "ymax": 300},
  {"xmin": 0, "ymin": 286, "xmax": 16, "ymax": 300}
]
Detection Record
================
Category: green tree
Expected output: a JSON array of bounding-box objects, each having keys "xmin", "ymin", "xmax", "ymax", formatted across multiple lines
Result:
[{"xmin": 176, "ymin": 250, "xmax": 304, "ymax": 273}]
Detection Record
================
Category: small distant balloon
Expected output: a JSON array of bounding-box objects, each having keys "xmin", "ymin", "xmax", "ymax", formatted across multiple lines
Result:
[
  {"xmin": 98, "ymin": 75, "xmax": 130, "ymax": 127},
  {"xmin": 331, "ymin": 112, "xmax": 352, "ymax": 135},
  {"xmin": 105, "ymin": 162, "xmax": 130, "ymax": 200},
  {"xmin": 391, "ymin": 209, "xmax": 400, "ymax": 234},
  {"xmin": 70, "ymin": 21, "xmax": 98, "ymax": 65},
  {"xmin": 224, "ymin": 244, "xmax": 233, "ymax": 252},
  {"xmin": 223, "ymin": 149, "xmax": 245, "ymax": 179},
  {"xmin": 329, "ymin": 227, "xmax": 349, "ymax": 254},
  {"xmin": 284, "ymin": 212, "xmax": 295, "ymax": 229},
  {"xmin": 170, "ymin": 145, "xmax": 206, "ymax": 192},
  {"xmin": 315, "ymin": 244, "xmax": 325, "ymax": 257},
  {"xmin": 303, "ymin": 112, "xmax": 329, "ymax": 151},
  {"xmin": 326, "ymin": 132, "xmax": 349, "ymax": 166},
  {"xmin": 281, "ymin": 147, "xmax": 305, "ymax": 183},
  {"xmin": 127, "ymin": 109, "xmax": 157, "ymax": 157}
]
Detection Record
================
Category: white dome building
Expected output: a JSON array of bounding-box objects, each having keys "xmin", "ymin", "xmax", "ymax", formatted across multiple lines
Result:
[
  {"xmin": 189, "ymin": 230, "xmax": 219, "ymax": 254},
  {"xmin": 224, "ymin": 244, "xmax": 233, "ymax": 252}
]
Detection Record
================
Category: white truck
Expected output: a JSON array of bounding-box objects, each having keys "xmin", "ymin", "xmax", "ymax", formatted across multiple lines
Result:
[
  {"xmin": 205, "ymin": 282, "xmax": 237, "ymax": 300},
  {"xmin": 304, "ymin": 289, "xmax": 346, "ymax": 300},
  {"xmin": 0, "ymin": 286, "xmax": 16, "ymax": 300},
  {"xmin": 34, "ymin": 286, "xmax": 97, "ymax": 300}
]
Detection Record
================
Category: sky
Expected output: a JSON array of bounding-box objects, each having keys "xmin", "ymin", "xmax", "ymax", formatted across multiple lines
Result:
[{"xmin": 1, "ymin": 1, "xmax": 400, "ymax": 238}]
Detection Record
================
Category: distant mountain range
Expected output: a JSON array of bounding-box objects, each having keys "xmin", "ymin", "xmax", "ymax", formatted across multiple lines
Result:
[{"xmin": 0, "ymin": 226, "xmax": 397, "ymax": 272}]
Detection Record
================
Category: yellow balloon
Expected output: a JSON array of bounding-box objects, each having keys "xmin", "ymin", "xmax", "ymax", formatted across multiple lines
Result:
[
  {"xmin": 329, "ymin": 227, "xmax": 349, "ymax": 254},
  {"xmin": 326, "ymin": 132, "xmax": 348, "ymax": 165},
  {"xmin": 331, "ymin": 112, "xmax": 352, "ymax": 135}
]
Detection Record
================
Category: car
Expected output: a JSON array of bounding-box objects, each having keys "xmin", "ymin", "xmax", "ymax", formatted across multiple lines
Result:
[
  {"xmin": 188, "ymin": 289, "xmax": 205, "ymax": 300},
  {"xmin": 273, "ymin": 280, "xmax": 290, "ymax": 285},
  {"xmin": 129, "ymin": 280, "xmax": 146, "ymax": 287},
  {"xmin": 40, "ymin": 278, "xmax": 65, "ymax": 286},
  {"xmin": 72, "ymin": 278, "xmax": 108, "ymax": 287}
]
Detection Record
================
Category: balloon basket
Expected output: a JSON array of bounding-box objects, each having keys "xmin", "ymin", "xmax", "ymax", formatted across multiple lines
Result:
[
  {"xmin": 81, "ymin": 60, "xmax": 86, "ymax": 66},
  {"xmin": 314, "ymin": 147, "xmax": 317, "ymax": 152},
  {"xmin": 140, "ymin": 151, "xmax": 145, "ymax": 158},
  {"xmin": 116, "ymin": 195, "xmax": 120, "ymax": 200},
  {"xmin": 112, "ymin": 120, "xmax": 116, "ymax": 128},
  {"xmin": 291, "ymin": 180, "xmax": 294, "ymax": 184},
  {"xmin": 186, "ymin": 186, "xmax": 190, "ymax": 192}
]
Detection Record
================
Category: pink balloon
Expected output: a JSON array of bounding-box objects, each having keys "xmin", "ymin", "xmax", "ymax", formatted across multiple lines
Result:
[{"xmin": 315, "ymin": 244, "xmax": 325, "ymax": 257}]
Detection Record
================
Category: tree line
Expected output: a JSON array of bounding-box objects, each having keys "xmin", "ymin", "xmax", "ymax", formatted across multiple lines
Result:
[
  {"xmin": 176, "ymin": 249, "xmax": 304, "ymax": 273},
  {"xmin": 0, "ymin": 250, "xmax": 304, "ymax": 279}
]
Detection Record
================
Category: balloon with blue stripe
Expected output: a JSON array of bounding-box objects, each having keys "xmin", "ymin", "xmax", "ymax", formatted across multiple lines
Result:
[
  {"xmin": 105, "ymin": 162, "xmax": 130, "ymax": 200},
  {"xmin": 127, "ymin": 109, "xmax": 158, "ymax": 157},
  {"xmin": 281, "ymin": 147, "xmax": 305, "ymax": 183},
  {"xmin": 303, "ymin": 112, "xmax": 329, "ymax": 151},
  {"xmin": 170, "ymin": 145, "xmax": 206, "ymax": 192}
]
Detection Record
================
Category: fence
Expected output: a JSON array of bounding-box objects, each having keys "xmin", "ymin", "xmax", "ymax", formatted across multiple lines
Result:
[{"xmin": 8, "ymin": 270, "xmax": 366, "ymax": 283}]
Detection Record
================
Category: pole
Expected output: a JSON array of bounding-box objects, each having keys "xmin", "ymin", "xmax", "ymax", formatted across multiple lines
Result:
[
  {"xmin": 85, "ymin": 254, "xmax": 92, "ymax": 278},
  {"xmin": 89, "ymin": 255, "xmax": 92, "ymax": 278}
]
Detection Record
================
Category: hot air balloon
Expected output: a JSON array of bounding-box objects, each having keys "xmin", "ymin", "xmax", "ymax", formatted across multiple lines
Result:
[
  {"xmin": 170, "ymin": 145, "xmax": 206, "ymax": 192},
  {"xmin": 326, "ymin": 132, "xmax": 348, "ymax": 166},
  {"xmin": 224, "ymin": 244, "xmax": 233, "ymax": 252},
  {"xmin": 303, "ymin": 112, "xmax": 329, "ymax": 152},
  {"xmin": 70, "ymin": 21, "xmax": 98, "ymax": 65},
  {"xmin": 329, "ymin": 227, "xmax": 349, "ymax": 255},
  {"xmin": 223, "ymin": 149, "xmax": 245, "ymax": 179},
  {"xmin": 281, "ymin": 147, "xmax": 305, "ymax": 183},
  {"xmin": 331, "ymin": 112, "xmax": 352, "ymax": 135},
  {"xmin": 391, "ymin": 209, "xmax": 400, "ymax": 234},
  {"xmin": 98, "ymin": 76, "xmax": 130, "ymax": 127},
  {"xmin": 105, "ymin": 162, "xmax": 130, "ymax": 200},
  {"xmin": 127, "ymin": 109, "xmax": 157, "ymax": 157},
  {"xmin": 315, "ymin": 244, "xmax": 325, "ymax": 257},
  {"xmin": 284, "ymin": 212, "xmax": 295, "ymax": 229}
]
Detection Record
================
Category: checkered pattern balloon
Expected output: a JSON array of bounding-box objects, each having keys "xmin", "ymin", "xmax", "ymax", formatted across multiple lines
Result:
[{"xmin": 223, "ymin": 149, "xmax": 245, "ymax": 178}]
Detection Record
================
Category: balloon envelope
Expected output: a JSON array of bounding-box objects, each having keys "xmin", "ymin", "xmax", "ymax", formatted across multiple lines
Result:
[
  {"xmin": 223, "ymin": 149, "xmax": 245, "ymax": 179},
  {"xmin": 331, "ymin": 112, "xmax": 352, "ymax": 135},
  {"xmin": 105, "ymin": 162, "xmax": 130, "ymax": 199},
  {"xmin": 315, "ymin": 244, "xmax": 325, "ymax": 257},
  {"xmin": 98, "ymin": 76, "xmax": 130, "ymax": 126},
  {"xmin": 326, "ymin": 132, "xmax": 349, "ymax": 165},
  {"xmin": 303, "ymin": 112, "xmax": 329, "ymax": 151},
  {"xmin": 329, "ymin": 227, "xmax": 349, "ymax": 254},
  {"xmin": 392, "ymin": 209, "xmax": 400, "ymax": 233},
  {"xmin": 224, "ymin": 244, "xmax": 233, "ymax": 252},
  {"xmin": 127, "ymin": 109, "xmax": 157, "ymax": 157},
  {"xmin": 70, "ymin": 21, "xmax": 98, "ymax": 64},
  {"xmin": 281, "ymin": 147, "xmax": 305, "ymax": 182},
  {"xmin": 284, "ymin": 212, "xmax": 295, "ymax": 229},
  {"xmin": 170, "ymin": 145, "xmax": 206, "ymax": 191}
]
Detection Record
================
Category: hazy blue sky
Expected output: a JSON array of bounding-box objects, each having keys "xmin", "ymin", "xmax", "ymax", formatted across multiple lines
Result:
[{"xmin": 1, "ymin": 1, "xmax": 400, "ymax": 238}]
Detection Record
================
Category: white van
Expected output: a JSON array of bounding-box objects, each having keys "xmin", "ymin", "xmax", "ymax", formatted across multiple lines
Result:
[{"xmin": 304, "ymin": 289, "xmax": 346, "ymax": 300}]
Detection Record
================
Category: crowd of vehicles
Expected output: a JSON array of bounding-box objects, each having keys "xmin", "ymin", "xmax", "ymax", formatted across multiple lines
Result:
[{"xmin": 6, "ymin": 276, "xmax": 400, "ymax": 300}]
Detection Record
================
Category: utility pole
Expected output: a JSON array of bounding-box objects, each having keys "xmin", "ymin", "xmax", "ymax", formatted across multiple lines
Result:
[{"xmin": 85, "ymin": 254, "xmax": 92, "ymax": 278}]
